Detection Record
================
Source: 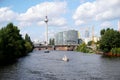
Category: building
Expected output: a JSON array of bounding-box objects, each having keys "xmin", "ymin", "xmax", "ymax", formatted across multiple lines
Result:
[
  {"xmin": 55, "ymin": 30, "xmax": 78, "ymax": 45},
  {"xmin": 55, "ymin": 32, "xmax": 63, "ymax": 45},
  {"xmin": 84, "ymin": 36, "xmax": 100, "ymax": 44},
  {"xmin": 85, "ymin": 29, "xmax": 90, "ymax": 38},
  {"xmin": 84, "ymin": 38, "xmax": 91, "ymax": 44},
  {"xmin": 78, "ymin": 38, "xmax": 83, "ymax": 44}
]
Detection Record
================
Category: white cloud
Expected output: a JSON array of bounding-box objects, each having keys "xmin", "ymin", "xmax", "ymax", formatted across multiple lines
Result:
[
  {"xmin": 37, "ymin": 17, "xmax": 67, "ymax": 27},
  {"xmin": 0, "ymin": 7, "xmax": 18, "ymax": 23},
  {"xmin": 100, "ymin": 21, "xmax": 113, "ymax": 28},
  {"xmin": 18, "ymin": 22, "xmax": 32, "ymax": 27},
  {"xmin": 18, "ymin": 1, "xmax": 67, "ymax": 27},
  {"xmin": 73, "ymin": 2, "xmax": 96, "ymax": 20},
  {"xmin": 75, "ymin": 20, "xmax": 85, "ymax": 26},
  {"xmin": 37, "ymin": 21, "xmax": 45, "ymax": 27},
  {"xmin": 73, "ymin": 0, "xmax": 120, "ymax": 25},
  {"xmin": 95, "ymin": 0, "xmax": 120, "ymax": 21},
  {"xmin": 48, "ymin": 30, "xmax": 56, "ymax": 38},
  {"xmin": 0, "ymin": 1, "xmax": 67, "ymax": 27},
  {"xmin": 49, "ymin": 17, "xmax": 67, "ymax": 26}
]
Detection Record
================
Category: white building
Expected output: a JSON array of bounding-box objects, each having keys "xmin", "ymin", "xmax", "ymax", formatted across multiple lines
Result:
[{"xmin": 84, "ymin": 36, "xmax": 100, "ymax": 44}]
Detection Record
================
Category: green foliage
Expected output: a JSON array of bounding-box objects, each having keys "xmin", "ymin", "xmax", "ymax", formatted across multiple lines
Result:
[
  {"xmin": 99, "ymin": 28, "xmax": 120, "ymax": 53},
  {"xmin": 76, "ymin": 43, "xmax": 92, "ymax": 53},
  {"xmin": 25, "ymin": 33, "xmax": 33, "ymax": 52},
  {"xmin": 100, "ymin": 29, "xmax": 105, "ymax": 36},
  {"xmin": 24, "ymin": 41, "xmax": 33, "ymax": 53},
  {"xmin": 49, "ymin": 38, "xmax": 55, "ymax": 45},
  {"xmin": 25, "ymin": 34, "xmax": 31, "ymax": 43},
  {"xmin": 0, "ymin": 23, "xmax": 33, "ymax": 63},
  {"xmin": 111, "ymin": 48, "xmax": 120, "ymax": 55},
  {"xmin": 87, "ymin": 41, "xmax": 93, "ymax": 46}
]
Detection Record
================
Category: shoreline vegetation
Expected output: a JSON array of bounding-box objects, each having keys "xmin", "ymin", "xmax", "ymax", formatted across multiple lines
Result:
[
  {"xmin": 103, "ymin": 52, "xmax": 120, "ymax": 57},
  {"xmin": 0, "ymin": 23, "xmax": 33, "ymax": 65},
  {"xmin": 76, "ymin": 28, "xmax": 120, "ymax": 57}
]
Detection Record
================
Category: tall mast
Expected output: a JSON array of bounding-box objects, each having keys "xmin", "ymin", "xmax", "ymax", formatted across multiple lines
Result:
[{"xmin": 44, "ymin": 2, "xmax": 48, "ymax": 45}]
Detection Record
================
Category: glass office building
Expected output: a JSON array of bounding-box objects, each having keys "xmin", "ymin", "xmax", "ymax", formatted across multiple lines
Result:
[
  {"xmin": 55, "ymin": 32, "xmax": 63, "ymax": 45},
  {"xmin": 55, "ymin": 30, "xmax": 78, "ymax": 45}
]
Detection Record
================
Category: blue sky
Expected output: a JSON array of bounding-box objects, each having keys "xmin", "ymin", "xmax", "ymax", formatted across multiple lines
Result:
[{"xmin": 0, "ymin": 0, "xmax": 120, "ymax": 42}]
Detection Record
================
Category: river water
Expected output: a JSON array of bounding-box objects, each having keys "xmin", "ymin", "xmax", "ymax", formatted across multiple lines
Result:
[{"xmin": 0, "ymin": 50, "xmax": 120, "ymax": 80}]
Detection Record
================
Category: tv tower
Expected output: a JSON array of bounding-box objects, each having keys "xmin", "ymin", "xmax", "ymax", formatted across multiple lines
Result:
[
  {"xmin": 44, "ymin": 2, "xmax": 50, "ymax": 53},
  {"xmin": 44, "ymin": 16, "xmax": 48, "ymax": 45},
  {"xmin": 44, "ymin": 3, "xmax": 48, "ymax": 46}
]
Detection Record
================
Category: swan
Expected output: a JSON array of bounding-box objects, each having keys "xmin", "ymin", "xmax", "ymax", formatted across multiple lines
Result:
[{"xmin": 62, "ymin": 55, "xmax": 69, "ymax": 62}]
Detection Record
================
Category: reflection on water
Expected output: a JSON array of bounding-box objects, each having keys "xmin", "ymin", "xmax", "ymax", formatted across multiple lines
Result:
[{"xmin": 0, "ymin": 50, "xmax": 120, "ymax": 80}]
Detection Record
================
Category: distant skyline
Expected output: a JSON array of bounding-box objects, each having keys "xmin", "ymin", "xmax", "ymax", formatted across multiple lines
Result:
[{"xmin": 0, "ymin": 0, "xmax": 120, "ymax": 42}]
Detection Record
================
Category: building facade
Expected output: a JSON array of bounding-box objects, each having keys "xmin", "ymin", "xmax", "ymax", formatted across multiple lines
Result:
[
  {"xmin": 55, "ymin": 30, "xmax": 78, "ymax": 45},
  {"xmin": 84, "ymin": 36, "xmax": 100, "ymax": 44}
]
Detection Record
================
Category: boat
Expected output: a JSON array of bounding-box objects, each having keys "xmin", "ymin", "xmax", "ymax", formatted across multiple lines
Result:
[
  {"xmin": 62, "ymin": 55, "xmax": 69, "ymax": 62},
  {"xmin": 44, "ymin": 49, "xmax": 50, "ymax": 53}
]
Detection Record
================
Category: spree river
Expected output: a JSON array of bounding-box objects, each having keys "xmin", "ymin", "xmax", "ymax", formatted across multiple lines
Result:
[{"xmin": 0, "ymin": 50, "xmax": 120, "ymax": 80}]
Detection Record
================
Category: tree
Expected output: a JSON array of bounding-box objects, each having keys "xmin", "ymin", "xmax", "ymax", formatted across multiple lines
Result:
[
  {"xmin": 25, "ymin": 34, "xmax": 33, "ymax": 52},
  {"xmin": 87, "ymin": 41, "xmax": 93, "ymax": 46},
  {"xmin": 76, "ymin": 43, "xmax": 90, "ymax": 53},
  {"xmin": 100, "ymin": 29, "xmax": 105, "ymax": 36},
  {"xmin": 49, "ymin": 38, "xmax": 55, "ymax": 45},
  {"xmin": 99, "ymin": 28, "xmax": 120, "ymax": 53},
  {"xmin": 0, "ymin": 23, "xmax": 25, "ymax": 61},
  {"xmin": 25, "ymin": 34, "xmax": 31, "ymax": 42},
  {"xmin": 49, "ymin": 38, "xmax": 52, "ymax": 45},
  {"xmin": 51, "ymin": 38, "xmax": 55, "ymax": 45},
  {"xmin": 0, "ymin": 23, "xmax": 33, "ymax": 63}
]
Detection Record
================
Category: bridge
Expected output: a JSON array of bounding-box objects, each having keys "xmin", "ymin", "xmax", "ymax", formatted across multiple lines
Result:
[{"xmin": 34, "ymin": 45, "xmax": 78, "ymax": 51}]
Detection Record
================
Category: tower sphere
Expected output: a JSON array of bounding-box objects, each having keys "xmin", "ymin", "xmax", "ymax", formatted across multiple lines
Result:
[{"xmin": 44, "ymin": 16, "xmax": 48, "ymax": 23}]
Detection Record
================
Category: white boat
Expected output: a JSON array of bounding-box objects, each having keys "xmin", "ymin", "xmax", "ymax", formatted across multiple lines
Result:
[{"xmin": 62, "ymin": 55, "xmax": 69, "ymax": 62}]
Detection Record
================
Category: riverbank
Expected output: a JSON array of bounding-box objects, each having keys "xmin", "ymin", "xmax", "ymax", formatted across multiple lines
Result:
[
  {"xmin": 102, "ymin": 52, "xmax": 120, "ymax": 57},
  {"xmin": 96, "ymin": 51, "xmax": 120, "ymax": 57}
]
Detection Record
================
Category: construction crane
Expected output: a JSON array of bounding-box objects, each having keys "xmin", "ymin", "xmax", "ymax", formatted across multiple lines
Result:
[{"xmin": 92, "ymin": 26, "xmax": 95, "ymax": 49}]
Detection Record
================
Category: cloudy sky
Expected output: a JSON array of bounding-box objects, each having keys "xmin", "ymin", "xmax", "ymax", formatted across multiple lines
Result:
[{"xmin": 0, "ymin": 0, "xmax": 120, "ymax": 42}]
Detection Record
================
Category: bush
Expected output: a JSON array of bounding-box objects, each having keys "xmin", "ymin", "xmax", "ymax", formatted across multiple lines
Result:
[
  {"xmin": 111, "ymin": 48, "xmax": 120, "ymax": 55},
  {"xmin": 76, "ymin": 43, "xmax": 93, "ymax": 53}
]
